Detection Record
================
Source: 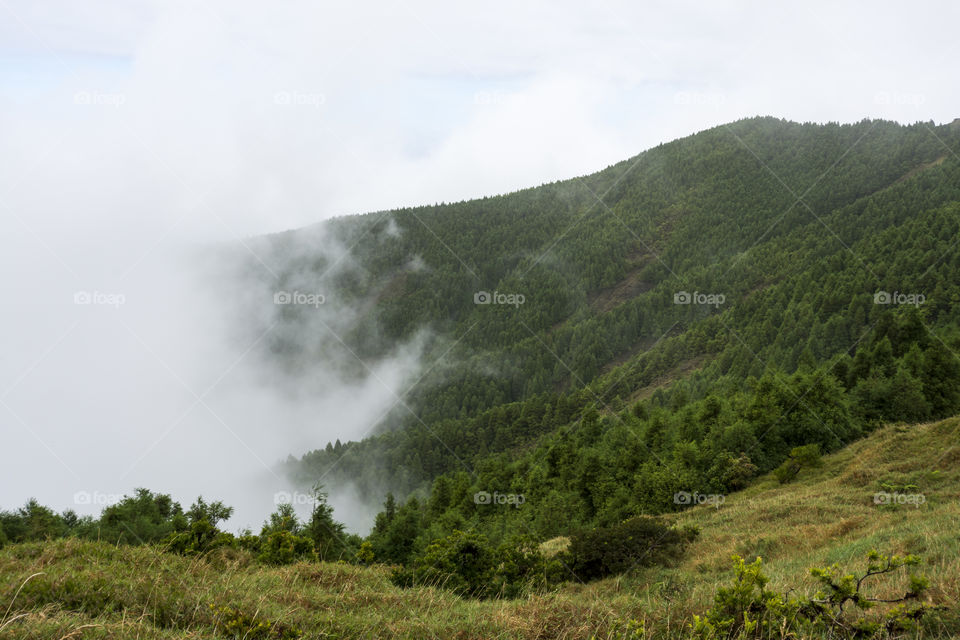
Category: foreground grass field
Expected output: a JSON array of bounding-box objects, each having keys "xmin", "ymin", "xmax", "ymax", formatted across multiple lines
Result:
[{"xmin": 2, "ymin": 417, "xmax": 958, "ymax": 639}]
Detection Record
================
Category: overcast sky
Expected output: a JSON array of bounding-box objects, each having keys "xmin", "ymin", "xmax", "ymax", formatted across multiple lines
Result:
[{"xmin": 1, "ymin": 0, "xmax": 956, "ymax": 532}]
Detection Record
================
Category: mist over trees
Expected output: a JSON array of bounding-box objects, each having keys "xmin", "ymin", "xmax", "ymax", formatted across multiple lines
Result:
[{"xmin": 277, "ymin": 118, "xmax": 960, "ymax": 522}]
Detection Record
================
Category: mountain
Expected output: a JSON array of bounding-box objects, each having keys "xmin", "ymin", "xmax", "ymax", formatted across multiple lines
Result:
[{"xmin": 248, "ymin": 117, "xmax": 960, "ymax": 530}]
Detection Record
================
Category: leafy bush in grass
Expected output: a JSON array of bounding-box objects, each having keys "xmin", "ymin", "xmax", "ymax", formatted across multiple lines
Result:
[
  {"xmin": 390, "ymin": 530, "xmax": 497, "ymax": 598},
  {"xmin": 691, "ymin": 551, "xmax": 935, "ymax": 639},
  {"xmin": 393, "ymin": 519, "xmax": 694, "ymax": 599},
  {"xmin": 564, "ymin": 516, "xmax": 697, "ymax": 582},
  {"xmin": 208, "ymin": 604, "xmax": 302, "ymax": 639},
  {"xmin": 97, "ymin": 489, "xmax": 186, "ymax": 544},
  {"xmin": 773, "ymin": 443, "xmax": 823, "ymax": 484},
  {"xmin": 164, "ymin": 518, "xmax": 238, "ymax": 556},
  {"xmin": 257, "ymin": 529, "xmax": 316, "ymax": 565},
  {"xmin": 390, "ymin": 531, "xmax": 566, "ymax": 599},
  {"xmin": 163, "ymin": 496, "xmax": 239, "ymax": 555}
]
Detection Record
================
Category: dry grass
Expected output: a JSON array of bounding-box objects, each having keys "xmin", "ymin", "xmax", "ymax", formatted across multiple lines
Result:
[{"xmin": 2, "ymin": 418, "xmax": 958, "ymax": 639}]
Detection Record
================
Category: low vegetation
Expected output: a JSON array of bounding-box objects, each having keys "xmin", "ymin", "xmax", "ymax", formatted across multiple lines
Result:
[{"xmin": 1, "ymin": 417, "xmax": 957, "ymax": 638}]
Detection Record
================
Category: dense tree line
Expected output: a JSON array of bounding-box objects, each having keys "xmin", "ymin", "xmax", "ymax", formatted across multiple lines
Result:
[
  {"xmin": 358, "ymin": 312, "xmax": 959, "ymax": 566},
  {"xmin": 0, "ymin": 487, "xmax": 358, "ymax": 566},
  {"xmin": 276, "ymin": 117, "xmax": 960, "ymax": 506}
]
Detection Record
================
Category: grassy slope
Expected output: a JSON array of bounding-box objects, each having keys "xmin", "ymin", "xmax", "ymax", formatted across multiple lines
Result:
[{"xmin": 2, "ymin": 418, "xmax": 958, "ymax": 639}]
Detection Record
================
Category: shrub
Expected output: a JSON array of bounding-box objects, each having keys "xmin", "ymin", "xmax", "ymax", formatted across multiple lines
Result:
[
  {"xmin": 257, "ymin": 530, "xmax": 316, "ymax": 566},
  {"xmin": 390, "ymin": 531, "xmax": 565, "ymax": 599},
  {"xmin": 773, "ymin": 443, "xmax": 823, "ymax": 484},
  {"xmin": 208, "ymin": 604, "xmax": 302, "ymax": 639},
  {"xmin": 0, "ymin": 499, "xmax": 68, "ymax": 543},
  {"xmin": 597, "ymin": 618, "xmax": 646, "ymax": 640},
  {"xmin": 164, "ymin": 519, "xmax": 237, "ymax": 556},
  {"xmin": 564, "ymin": 516, "xmax": 696, "ymax": 582},
  {"xmin": 711, "ymin": 452, "xmax": 759, "ymax": 491},
  {"xmin": 390, "ymin": 530, "xmax": 496, "ymax": 598},
  {"xmin": 354, "ymin": 540, "xmax": 375, "ymax": 565},
  {"xmin": 491, "ymin": 536, "xmax": 567, "ymax": 598},
  {"xmin": 691, "ymin": 551, "xmax": 935, "ymax": 639},
  {"xmin": 95, "ymin": 488, "xmax": 184, "ymax": 544},
  {"xmin": 302, "ymin": 487, "xmax": 350, "ymax": 561}
]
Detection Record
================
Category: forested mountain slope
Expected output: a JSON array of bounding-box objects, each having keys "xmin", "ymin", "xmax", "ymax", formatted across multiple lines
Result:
[{"xmin": 255, "ymin": 117, "xmax": 960, "ymax": 515}]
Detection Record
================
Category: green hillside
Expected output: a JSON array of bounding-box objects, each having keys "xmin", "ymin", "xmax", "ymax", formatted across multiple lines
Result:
[
  {"xmin": 2, "ymin": 416, "xmax": 957, "ymax": 639},
  {"xmin": 258, "ymin": 117, "xmax": 960, "ymax": 546}
]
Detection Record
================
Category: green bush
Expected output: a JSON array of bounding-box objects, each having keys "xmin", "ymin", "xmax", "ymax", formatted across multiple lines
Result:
[
  {"xmin": 164, "ymin": 519, "xmax": 237, "ymax": 556},
  {"xmin": 354, "ymin": 540, "xmax": 375, "ymax": 565},
  {"xmin": 491, "ymin": 536, "xmax": 568, "ymax": 598},
  {"xmin": 390, "ymin": 531, "xmax": 565, "ymax": 599},
  {"xmin": 0, "ymin": 499, "xmax": 68, "ymax": 543},
  {"xmin": 564, "ymin": 517, "xmax": 696, "ymax": 582},
  {"xmin": 691, "ymin": 551, "xmax": 935, "ymax": 639},
  {"xmin": 257, "ymin": 529, "xmax": 316, "ymax": 566},
  {"xmin": 773, "ymin": 443, "xmax": 823, "ymax": 484},
  {"xmin": 391, "ymin": 530, "xmax": 497, "ymax": 598},
  {"xmin": 393, "ymin": 518, "xmax": 697, "ymax": 599},
  {"xmin": 208, "ymin": 604, "xmax": 302, "ymax": 639},
  {"xmin": 95, "ymin": 489, "xmax": 184, "ymax": 544}
]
